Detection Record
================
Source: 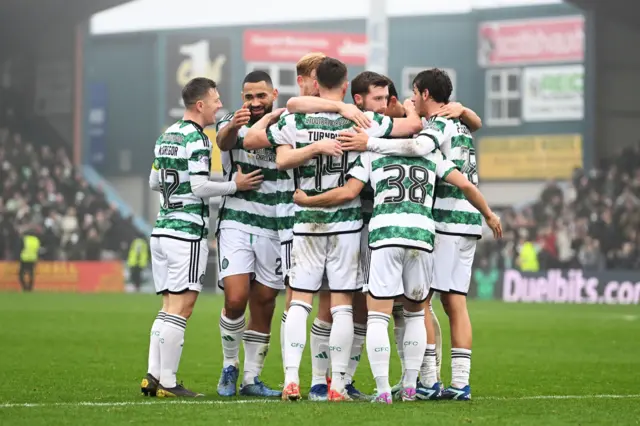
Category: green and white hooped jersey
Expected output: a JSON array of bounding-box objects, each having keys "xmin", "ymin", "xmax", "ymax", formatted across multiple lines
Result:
[
  {"xmin": 269, "ymin": 110, "xmax": 393, "ymax": 235},
  {"xmin": 348, "ymin": 150, "xmax": 456, "ymax": 252},
  {"xmin": 151, "ymin": 120, "xmax": 211, "ymax": 241},
  {"xmin": 216, "ymin": 114, "xmax": 285, "ymax": 240},
  {"xmin": 423, "ymin": 116, "xmax": 482, "ymax": 238}
]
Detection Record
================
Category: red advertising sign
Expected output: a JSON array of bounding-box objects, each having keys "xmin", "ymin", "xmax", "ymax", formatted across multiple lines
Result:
[
  {"xmin": 478, "ymin": 16, "xmax": 584, "ymax": 67},
  {"xmin": 243, "ymin": 30, "xmax": 367, "ymax": 65},
  {"xmin": 0, "ymin": 261, "xmax": 125, "ymax": 293}
]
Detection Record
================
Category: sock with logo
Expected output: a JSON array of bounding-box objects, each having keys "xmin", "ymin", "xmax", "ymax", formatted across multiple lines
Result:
[
  {"xmin": 219, "ymin": 312, "xmax": 245, "ymax": 368},
  {"xmin": 280, "ymin": 311, "xmax": 287, "ymax": 373},
  {"xmin": 310, "ymin": 318, "xmax": 332, "ymax": 387},
  {"xmin": 242, "ymin": 330, "xmax": 270, "ymax": 386},
  {"xmin": 329, "ymin": 305, "xmax": 354, "ymax": 393},
  {"xmin": 147, "ymin": 311, "xmax": 165, "ymax": 379},
  {"xmin": 392, "ymin": 303, "xmax": 405, "ymax": 374},
  {"xmin": 366, "ymin": 312, "xmax": 391, "ymax": 395},
  {"xmin": 420, "ymin": 344, "xmax": 438, "ymax": 388},
  {"xmin": 345, "ymin": 323, "xmax": 366, "ymax": 385},
  {"xmin": 159, "ymin": 314, "xmax": 187, "ymax": 389},
  {"xmin": 284, "ymin": 301, "xmax": 312, "ymax": 385},
  {"xmin": 451, "ymin": 348, "xmax": 472, "ymax": 387},
  {"xmin": 402, "ymin": 309, "xmax": 426, "ymax": 389}
]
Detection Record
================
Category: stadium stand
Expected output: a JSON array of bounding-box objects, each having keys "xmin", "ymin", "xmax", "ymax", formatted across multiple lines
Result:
[
  {"xmin": 477, "ymin": 145, "xmax": 640, "ymax": 271},
  {"xmin": 0, "ymin": 97, "xmax": 142, "ymax": 262}
]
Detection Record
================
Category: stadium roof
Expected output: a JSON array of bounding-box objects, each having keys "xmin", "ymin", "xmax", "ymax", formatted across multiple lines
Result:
[{"xmin": 90, "ymin": 0, "xmax": 563, "ymax": 35}]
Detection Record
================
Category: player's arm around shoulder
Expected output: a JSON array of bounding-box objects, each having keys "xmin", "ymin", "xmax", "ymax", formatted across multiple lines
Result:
[
  {"xmin": 293, "ymin": 179, "xmax": 365, "ymax": 208},
  {"xmin": 286, "ymin": 98, "xmax": 371, "ymax": 129},
  {"xmin": 435, "ymin": 102, "xmax": 482, "ymax": 132},
  {"xmin": 244, "ymin": 108, "xmax": 287, "ymax": 151},
  {"xmin": 387, "ymin": 100, "xmax": 423, "ymax": 137}
]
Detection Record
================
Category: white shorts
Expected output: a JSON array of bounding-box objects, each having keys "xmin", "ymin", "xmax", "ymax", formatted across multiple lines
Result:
[
  {"xmin": 432, "ymin": 234, "xmax": 477, "ymax": 295},
  {"xmin": 151, "ymin": 237, "xmax": 209, "ymax": 294},
  {"xmin": 281, "ymin": 240, "xmax": 293, "ymax": 279},
  {"xmin": 367, "ymin": 247, "xmax": 434, "ymax": 303},
  {"xmin": 217, "ymin": 228, "xmax": 284, "ymax": 290},
  {"xmin": 289, "ymin": 232, "xmax": 361, "ymax": 293},
  {"xmin": 357, "ymin": 225, "xmax": 371, "ymax": 289}
]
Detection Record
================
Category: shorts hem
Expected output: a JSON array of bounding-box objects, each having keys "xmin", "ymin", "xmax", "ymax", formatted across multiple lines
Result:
[
  {"xmin": 150, "ymin": 234, "xmax": 205, "ymax": 243},
  {"xmin": 403, "ymin": 294, "xmax": 429, "ymax": 304},
  {"xmin": 369, "ymin": 244, "xmax": 433, "ymax": 253},
  {"xmin": 435, "ymin": 230, "xmax": 482, "ymax": 240},
  {"xmin": 431, "ymin": 287, "xmax": 449, "ymax": 294},
  {"xmin": 166, "ymin": 287, "xmax": 202, "ymax": 295},
  {"xmin": 365, "ymin": 291, "xmax": 400, "ymax": 300},
  {"xmin": 449, "ymin": 289, "xmax": 468, "ymax": 296},
  {"xmin": 288, "ymin": 285, "xmax": 320, "ymax": 294}
]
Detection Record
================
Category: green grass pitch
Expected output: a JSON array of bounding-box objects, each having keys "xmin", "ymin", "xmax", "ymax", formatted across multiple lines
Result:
[{"xmin": 0, "ymin": 293, "xmax": 639, "ymax": 425}]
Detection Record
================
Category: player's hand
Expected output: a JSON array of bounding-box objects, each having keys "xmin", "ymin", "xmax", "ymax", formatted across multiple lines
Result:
[
  {"xmin": 231, "ymin": 103, "xmax": 252, "ymax": 129},
  {"xmin": 436, "ymin": 102, "xmax": 465, "ymax": 119},
  {"xmin": 315, "ymin": 139, "xmax": 343, "ymax": 157},
  {"xmin": 337, "ymin": 127, "xmax": 368, "ymax": 152},
  {"xmin": 234, "ymin": 165, "xmax": 263, "ymax": 191},
  {"xmin": 339, "ymin": 104, "xmax": 371, "ymax": 129},
  {"xmin": 293, "ymin": 189, "xmax": 309, "ymax": 206},
  {"xmin": 485, "ymin": 212, "xmax": 503, "ymax": 239},
  {"xmin": 268, "ymin": 108, "xmax": 286, "ymax": 124},
  {"xmin": 403, "ymin": 99, "xmax": 416, "ymax": 115}
]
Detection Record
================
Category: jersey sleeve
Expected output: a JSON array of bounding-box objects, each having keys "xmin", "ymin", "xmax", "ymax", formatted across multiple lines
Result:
[
  {"xmin": 216, "ymin": 112, "xmax": 234, "ymax": 132},
  {"xmin": 419, "ymin": 116, "xmax": 447, "ymax": 151},
  {"xmin": 363, "ymin": 111, "xmax": 394, "ymax": 138},
  {"xmin": 346, "ymin": 152, "xmax": 371, "ymax": 184},
  {"xmin": 185, "ymin": 133, "xmax": 211, "ymax": 176},
  {"xmin": 267, "ymin": 112, "xmax": 296, "ymax": 148},
  {"xmin": 430, "ymin": 150, "xmax": 457, "ymax": 180}
]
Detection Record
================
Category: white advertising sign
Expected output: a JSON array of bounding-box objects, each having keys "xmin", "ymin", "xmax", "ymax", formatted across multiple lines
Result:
[{"xmin": 522, "ymin": 65, "xmax": 584, "ymax": 122}]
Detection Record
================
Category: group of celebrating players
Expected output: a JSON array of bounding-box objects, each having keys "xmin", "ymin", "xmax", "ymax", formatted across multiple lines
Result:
[{"xmin": 140, "ymin": 52, "xmax": 502, "ymax": 404}]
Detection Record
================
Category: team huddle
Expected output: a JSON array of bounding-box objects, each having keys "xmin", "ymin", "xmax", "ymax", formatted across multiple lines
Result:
[{"xmin": 140, "ymin": 52, "xmax": 502, "ymax": 404}]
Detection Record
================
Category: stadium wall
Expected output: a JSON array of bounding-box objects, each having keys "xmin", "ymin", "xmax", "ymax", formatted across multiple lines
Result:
[{"xmin": 83, "ymin": 2, "xmax": 584, "ymax": 219}]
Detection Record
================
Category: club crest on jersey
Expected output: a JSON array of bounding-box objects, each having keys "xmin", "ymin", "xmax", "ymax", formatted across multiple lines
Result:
[
  {"xmin": 199, "ymin": 273, "xmax": 205, "ymax": 284},
  {"xmin": 221, "ymin": 257, "xmax": 229, "ymax": 270}
]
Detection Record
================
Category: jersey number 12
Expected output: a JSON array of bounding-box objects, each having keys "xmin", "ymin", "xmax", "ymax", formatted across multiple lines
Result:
[{"xmin": 160, "ymin": 168, "xmax": 184, "ymax": 209}]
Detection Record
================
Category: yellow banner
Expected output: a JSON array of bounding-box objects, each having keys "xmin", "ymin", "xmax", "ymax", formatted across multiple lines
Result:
[
  {"xmin": 478, "ymin": 134, "xmax": 583, "ymax": 180},
  {"xmin": 203, "ymin": 128, "xmax": 223, "ymax": 174}
]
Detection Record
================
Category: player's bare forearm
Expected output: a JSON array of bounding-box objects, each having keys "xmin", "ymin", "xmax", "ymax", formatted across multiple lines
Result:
[
  {"xmin": 367, "ymin": 134, "xmax": 436, "ymax": 157},
  {"xmin": 276, "ymin": 144, "xmax": 322, "ymax": 171},
  {"xmin": 287, "ymin": 97, "xmax": 341, "ymax": 114},
  {"xmin": 216, "ymin": 125, "xmax": 240, "ymax": 152},
  {"xmin": 244, "ymin": 127, "xmax": 271, "ymax": 150},
  {"xmin": 390, "ymin": 109, "xmax": 423, "ymax": 137},
  {"xmin": 445, "ymin": 170, "xmax": 492, "ymax": 219},
  {"xmin": 296, "ymin": 180, "xmax": 363, "ymax": 207},
  {"xmin": 461, "ymin": 107, "xmax": 482, "ymax": 132}
]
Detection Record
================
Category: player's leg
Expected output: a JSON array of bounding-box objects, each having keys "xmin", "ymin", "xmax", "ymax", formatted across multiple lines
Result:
[
  {"xmin": 309, "ymin": 289, "xmax": 332, "ymax": 401},
  {"xmin": 440, "ymin": 236, "xmax": 476, "ymax": 401},
  {"xmin": 282, "ymin": 235, "xmax": 326, "ymax": 400},
  {"xmin": 429, "ymin": 299, "xmax": 443, "ymax": 380},
  {"xmin": 141, "ymin": 237, "xmax": 168, "ymax": 397},
  {"xmin": 365, "ymin": 247, "xmax": 404, "ymax": 404},
  {"xmin": 280, "ymin": 241, "xmax": 293, "ymax": 374},
  {"xmin": 216, "ymin": 229, "xmax": 253, "ymax": 396},
  {"xmin": 417, "ymin": 290, "xmax": 441, "ymax": 400},
  {"xmin": 398, "ymin": 249, "xmax": 431, "ymax": 402},
  {"xmin": 156, "ymin": 238, "xmax": 208, "ymax": 398},
  {"xmin": 325, "ymin": 232, "xmax": 361, "ymax": 401},
  {"xmin": 390, "ymin": 296, "xmax": 405, "ymax": 396},
  {"xmin": 240, "ymin": 235, "xmax": 284, "ymax": 397},
  {"xmin": 342, "ymin": 229, "xmax": 370, "ymax": 400}
]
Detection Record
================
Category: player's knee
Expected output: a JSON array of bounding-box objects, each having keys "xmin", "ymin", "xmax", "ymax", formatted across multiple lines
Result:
[
  {"xmin": 441, "ymin": 293, "xmax": 467, "ymax": 317},
  {"xmin": 224, "ymin": 295, "xmax": 247, "ymax": 319}
]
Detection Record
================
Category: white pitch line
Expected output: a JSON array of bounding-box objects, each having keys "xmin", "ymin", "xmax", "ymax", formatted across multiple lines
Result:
[{"xmin": 1, "ymin": 394, "xmax": 639, "ymax": 409}]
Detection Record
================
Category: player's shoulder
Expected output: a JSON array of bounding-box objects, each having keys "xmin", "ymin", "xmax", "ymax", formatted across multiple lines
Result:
[
  {"xmin": 422, "ymin": 115, "xmax": 450, "ymax": 132},
  {"xmin": 364, "ymin": 110, "xmax": 390, "ymax": 125}
]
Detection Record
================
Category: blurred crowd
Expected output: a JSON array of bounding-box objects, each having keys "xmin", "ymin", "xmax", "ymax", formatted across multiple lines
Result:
[
  {"xmin": 477, "ymin": 145, "xmax": 640, "ymax": 272},
  {"xmin": 0, "ymin": 120, "xmax": 141, "ymax": 261}
]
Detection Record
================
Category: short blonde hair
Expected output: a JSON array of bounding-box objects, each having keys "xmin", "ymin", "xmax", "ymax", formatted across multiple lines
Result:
[{"xmin": 296, "ymin": 52, "xmax": 326, "ymax": 77}]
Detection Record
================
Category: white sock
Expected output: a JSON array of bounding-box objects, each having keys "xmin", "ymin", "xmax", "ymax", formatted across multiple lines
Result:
[
  {"xmin": 420, "ymin": 344, "xmax": 438, "ymax": 387},
  {"xmin": 147, "ymin": 311, "xmax": 165, "ymax": 379},
  {"xmin": 392, "ymin": 303, "xmax": 405, "ymax": 375},
  {"xmin": 310, "ymin": 318, "xmax": 332, "ymax": 387},
  {"xmin": 345, "ymin": 323, "xmax": 366, "ymax": 385},
  {"xmin": 280, "ymin": 311, "xmax": 287, "ymax": 374},
  {"xmin": 159, "ymin": 314, "xmax": 187, "ymax": 388},
  {"xmin": 284, "ymin": 301, "xmax": 312, "ymax": 385},
  {"xmin": 402, "ymin": 309, "xmax": 426, "ymax": 389},
  {"xmin": 329, "ymin": 305, "xmax": 354, "ymax": 393},
  {"xmin": 451, "ymin": 348, "xmax": 472, "ymax": 387},
  {"xmin": 219, "ymin": 312, "xmax": 245, "ymax": 368},
  {"xmin": 366, "ymin": 312, "xmax": 391, "ymax": 395},
  {"xmin": 242, "ymin": 330, "xmax": 270, "ymax": 386},
  {"xmin": 430, "ymin": 302, "xmax": 443, "ymax": 378}
]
